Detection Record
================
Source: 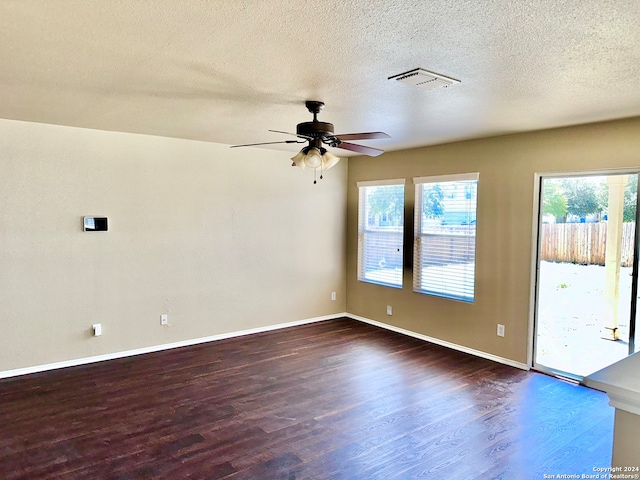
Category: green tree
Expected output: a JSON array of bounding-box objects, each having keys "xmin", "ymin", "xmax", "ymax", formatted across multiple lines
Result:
[
  {"xmin": 561, "ymin": 178, "xmax": 599, "ymax": 219},
  {"xmin": 543, "ymin": 181, "xmax": 568, "ymax": 222},
  {"xmin": 592, "ymin": 175, "xmax": 637, "ymax": 222},
  {"xmin": 422, "ymin": 184, "xmax": 445, "ymax": 218},
  {"xmin": 624, "ymin": 174, "xmax": 638, "ymax": 222},
  {"xmin": 596, "ymin": 181, "xmax": 609, "ymax": 218},
  {"xmin": 367, "ymin": 185, "xmax": 404, "ymax": 225}
]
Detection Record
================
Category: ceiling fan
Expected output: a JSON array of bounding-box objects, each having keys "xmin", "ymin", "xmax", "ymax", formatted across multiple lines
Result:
[{"xmin": 231, "ymin": 101, "xmax": 390, "ymax": 183}]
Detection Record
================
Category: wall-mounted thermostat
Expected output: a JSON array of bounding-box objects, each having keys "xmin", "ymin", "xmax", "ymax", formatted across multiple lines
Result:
[{"xmin": 83, "ymin": 217, "xmax": 108, "ymax": 232}]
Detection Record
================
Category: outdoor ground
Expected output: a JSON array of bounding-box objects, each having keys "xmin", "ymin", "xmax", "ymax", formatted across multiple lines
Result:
[{"xmin": 536, "ymin": 261, "xmax": 635, "ymax": 377}]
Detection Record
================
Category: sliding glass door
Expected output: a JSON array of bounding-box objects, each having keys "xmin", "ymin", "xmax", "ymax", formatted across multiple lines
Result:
[{"xmin": 533, "ymin": 172, "xmax": 639, "ymax": 379}]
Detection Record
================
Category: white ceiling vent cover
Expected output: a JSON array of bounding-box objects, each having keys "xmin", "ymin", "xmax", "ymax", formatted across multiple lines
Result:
[{"xmin": 389, "ymin": 68, "xmax": 461, "ymax": 91}]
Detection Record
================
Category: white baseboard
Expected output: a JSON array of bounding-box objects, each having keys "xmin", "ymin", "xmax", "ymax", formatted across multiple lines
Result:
[
  {"xmin": 1, "ymin": 311, "xmax": 528, "ymax": 380},
  {"xmin": 0, "ymin": 313, "xmax": 345, "ymax": 380},
  {"xmin": 346, "ymin": 313, "xmax": 530, "ymax": 371}
]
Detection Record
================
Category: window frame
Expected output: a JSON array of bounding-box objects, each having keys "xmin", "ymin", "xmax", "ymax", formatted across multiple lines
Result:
[
  {"xmin": 413, "ymin": 173, "xmax": 479, "ymax": 302},
  {"xmin": 357, "ymin": 178, "xmax": 406, "ymax": 289}
]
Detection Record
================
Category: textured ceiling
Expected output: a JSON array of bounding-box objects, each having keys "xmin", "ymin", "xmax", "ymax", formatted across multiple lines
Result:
[{"xmin": 1, "ymin": 0, "xmax": 640, "ymax": 155}]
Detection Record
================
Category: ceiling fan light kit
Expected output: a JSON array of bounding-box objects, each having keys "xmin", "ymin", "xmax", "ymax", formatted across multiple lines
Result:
[
  {"xmin": 291, "ymin": 146, "xmax": 322, "ymax": 169},
  {"xmin": 290, "ymin": 143, "xmax": 341, "ymax": 182},
  {"xmin": 231, "ymin": 100, "xmax": 389, "ymax": 184}
]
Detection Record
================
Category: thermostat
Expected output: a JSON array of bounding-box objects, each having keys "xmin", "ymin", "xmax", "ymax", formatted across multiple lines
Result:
[{"xmin": 83, "ymin": 217, "xmax": 108, "ymax": 232}]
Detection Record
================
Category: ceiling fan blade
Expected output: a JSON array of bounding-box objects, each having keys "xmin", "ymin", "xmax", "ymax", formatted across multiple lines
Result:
[
  {"xmin": 333, "ymin": 132, "xmax": 390, "ymax": 141},
  {"xmin": 336, "ymin": 142, "xmax": 385, "ymax": 157},
  {"xmin": 268, "ymin": 129, "xmax": 298, "ymax": 136},
  {"xmin": 268, "ymin": 129, "xmax": 313, "ymax": 140},
  {"xmin": 230, "ymin": 140, "xmax": 305, "ymax": 148}
]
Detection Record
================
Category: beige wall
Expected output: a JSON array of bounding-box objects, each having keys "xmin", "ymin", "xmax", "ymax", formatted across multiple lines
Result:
[
  {"xmin": 347, "ymin": 117, "xmax": 640, "ymax": 365},
  {"xmin": 0, "ymin": 119, "xmax": 347, "ymax": 372},
  {"xmin": 4, "ymin": 116, "xmax": 640, "ymax": 374}
]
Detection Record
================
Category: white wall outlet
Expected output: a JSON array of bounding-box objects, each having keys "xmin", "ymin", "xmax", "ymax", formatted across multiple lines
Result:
[
  {"xmin": 497, "ymin": 324, "xmax": 505, "ymax": 337},
  {"xmin": 331, "ymin": 292, "xmax": 337, "ymax": 301},
  {"xmin": 92, "ymin": 323, "xmax": 102, "ymax": 336},
  {"xmin": 161, "ymin": 314, "xmax": 168, "ymax": 326},
  {"xmin": 386, "ymin": 305, "xmax": 393, "ymax": 316}
]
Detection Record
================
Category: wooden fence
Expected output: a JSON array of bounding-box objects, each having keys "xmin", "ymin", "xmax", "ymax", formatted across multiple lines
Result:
[{"xmin": 539, "ymin": 222, "xmax": 635, "ymax": 267}]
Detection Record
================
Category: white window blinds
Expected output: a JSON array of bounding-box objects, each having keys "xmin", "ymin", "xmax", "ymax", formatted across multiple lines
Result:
[
  {"xmin": 413, "ymin": 173, "xmax": 478, "ymax": 302},
  {"xmin": 357, "ymin": 179, "xmax": 405, "ymax": 288}
]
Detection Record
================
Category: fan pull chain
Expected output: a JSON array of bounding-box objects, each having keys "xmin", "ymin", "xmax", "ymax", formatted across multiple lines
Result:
[{"xmin": 313, "ymin": 168, "xmax": 317, "ymax": 185}]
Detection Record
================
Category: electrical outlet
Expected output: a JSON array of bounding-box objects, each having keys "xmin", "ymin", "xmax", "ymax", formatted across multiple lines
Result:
[
  {"xmin": 497, "ymin": 324, "xmax": 505, "ymax": 337},
  {"xmin": 331, "ymin": 292, "xmax": 337, "ymax": 301},
  {"xmin": 161, "ymin": 314, "xmax": 168, "ymax": 326},
  {"xmin": 386, "ymin": 305, "xmax": 393, "ymax": 316}
]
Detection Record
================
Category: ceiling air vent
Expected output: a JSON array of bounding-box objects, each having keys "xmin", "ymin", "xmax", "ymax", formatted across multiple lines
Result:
[{"xmin": 388, "ymin": 68, "xmax": 460, "ymax": 91}]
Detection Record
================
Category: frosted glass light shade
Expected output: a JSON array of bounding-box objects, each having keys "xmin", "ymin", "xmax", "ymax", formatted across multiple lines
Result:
[
  {"xmin": 291, "ymin": 146, "xmax": 340, "ymax": 174},
  {"xmin": 321, "ymin": 151, "xmax": 340, "ymax": 170},
  {"xmin": 304, "ymin": 147, "xmax": 322, "ymax": 168},
  {"xmin": 291, "ymin": 150, "xmax": 306, "ymax": 169}
]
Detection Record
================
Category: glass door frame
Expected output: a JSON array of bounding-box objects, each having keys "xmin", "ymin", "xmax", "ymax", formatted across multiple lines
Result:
[{"xmin": 529, "ymin": 168, "xmax": 640, "ymax": 382}]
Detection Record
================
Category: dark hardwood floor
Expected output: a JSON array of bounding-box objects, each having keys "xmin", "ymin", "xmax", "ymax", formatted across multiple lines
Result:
[{"xmin": 0, "ymin": 318, "xmax": 613, "ymax": 479}]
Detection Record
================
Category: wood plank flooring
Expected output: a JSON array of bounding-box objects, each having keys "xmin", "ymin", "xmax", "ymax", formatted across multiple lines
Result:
[{"xmin": 0, "ymin": 318, "xmax": 614, "ymax": 479}]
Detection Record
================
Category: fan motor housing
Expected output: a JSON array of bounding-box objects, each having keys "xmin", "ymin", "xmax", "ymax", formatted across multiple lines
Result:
[{"xmin": 297, "ymin": 121, "xmax": 334, "ymax": 138}]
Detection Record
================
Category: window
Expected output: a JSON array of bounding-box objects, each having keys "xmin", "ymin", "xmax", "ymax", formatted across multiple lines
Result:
[
  {"xmin": 357, "ymin": 179, "xmax": 405, "ymax": 288},
  {"xmin": 413, "ymin": 173, "xmax": 478, "ymax": 302}
]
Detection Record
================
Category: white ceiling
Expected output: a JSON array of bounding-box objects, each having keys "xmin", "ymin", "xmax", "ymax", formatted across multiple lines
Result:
[{"xmin": 1, "ymin": 0, "xmax": 640, "ymax": 155}]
